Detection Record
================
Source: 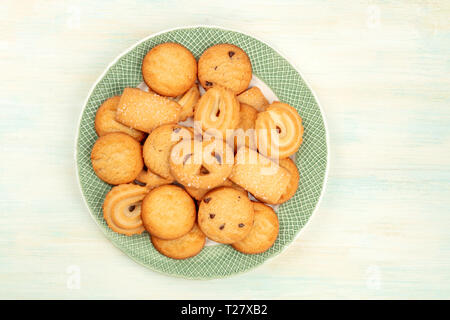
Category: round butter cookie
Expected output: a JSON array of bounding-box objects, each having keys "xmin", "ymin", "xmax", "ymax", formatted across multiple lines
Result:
[
  {"xmin": 276, "ymin": 158, "xmax": 300, "ymax": 204},
  {"xmin": 232, "ymin": 202, "xmax": 279, "ymax": 254},
  {"xmin": 91, "ymin": 132, "xmax": 143, "ymax": 185},
  {"xmin": 231, "ymin": 103, "xmax": 258, "ymax": 150},
  {"xmin": 198, "ymin": 44, "xmax": 252, "ymax": 94},
  {"xmin": 169, "ymin": 138, "xmax": 234, "ymax": 189},
  {"xmin": 151, "ymin": 223, "xmax": 206, "ymax": 260},
  {"xmin": 141, "ymin": 185, "xmax": 196, "ymax": 240},
  {"xmin": 142, "ymin": 43, "xmax": 197, "ymax": 97},
  {"xmin": 237, "ymin": 87, "xmax": 269, "ymax": 112},
  {"xmin": 95, "ymin": 96, "xmax": 146, "ymax": 142},
  {"xmin": 185, "ymin": 178, "xmax": 247, "ymax": 201},
  {"xmin": 255, "ymin": 102, "xmax": 304, "ymax": 159},
  {"xmin": 133, "ymin": 169, "xmax": 173, "ymax": 189},
  {"xmin": 194, "ymin": 85, "xmax": 240, "ymax": 137},
  {"xmin": 198, "ymin": 187, "xmax": 254, "ymax": 244},
  {"xmin": 173, "ymin": 85, "xmax": 200, "ymax": 121},
  {"xmin": 143, "ymin": 124, "xmax": 193, "ymax": 180},
  {"xmin": 103, "ymin": 184, "xmax": 148, "ymax": 236}
]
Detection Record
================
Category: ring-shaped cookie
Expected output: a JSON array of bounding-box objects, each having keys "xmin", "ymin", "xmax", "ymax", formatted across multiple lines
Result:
[
  {"xmin": 255, "ymin": 102, "xmax": 304, "ymax": 159},
  {"xmin": 194, "ymin": 86, "xmax": 240, "ymax": 137},
  {"xmin": 103, "ymin": 184, "xmax": 148, "ymax": 236}
]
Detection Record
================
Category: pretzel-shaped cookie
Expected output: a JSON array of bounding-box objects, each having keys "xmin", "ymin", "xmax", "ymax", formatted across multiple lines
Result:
[
  {"xmin": 103, "ymin": 184, "xmax": 148, "ymax": 236},
  {"xmin": 169, "ymin": 138, "xmax": 234, "ymax": 189},
  {"xmin": 255, "ymin": 102, "xmax": 304, "ymax": 159},
  {"xmin": 194, "ymin": 85, "xmax": 240, "ymax": 137}
]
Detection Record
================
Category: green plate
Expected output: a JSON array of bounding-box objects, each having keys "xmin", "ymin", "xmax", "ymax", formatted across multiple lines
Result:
[{"xmin": 75, "ymin": 26, "xmax": 328, "ymax": 279}]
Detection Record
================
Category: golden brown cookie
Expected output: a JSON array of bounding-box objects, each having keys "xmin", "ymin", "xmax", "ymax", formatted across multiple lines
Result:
[
  {"xmin": 185, "ymin": 178, "xmax": 247, "ymax": 201},
  {"xmin": 194, "ymin": 85, "xmax": 240, "ymax": 137},
  {"xmin": 198, "ymin": 44, "xmax": 252, "ymax": 94},
  {"xmin": 115, "ymin": 88, "xmax": 181, "ymax": 133},
  {"xmin": 173, "ymin": 85, "xmax": 200, "ymax": 121},
  {"xmin": 142, "ymin": 43, "xmax": 197, "ymax": 97},
  {"xmin": 141, "ymin": 185, "xmax": 196, "ymax": 240},
  {"xmin": 169, "ymin": 138, "xmax": 234, "ymax": 189},
  {"xmin": 103, "ymin": 184, "xmax": 148, "ymax": 236},
  {"xmin": 95, "ymin": 96, "xmax": 146, "ymax": 141},
  {"xmin": 229, "ymin": 103, "xmax": 258, "ymax": 150},
  {"xmin": 232, "ymin": 202, "xmax": 279, "ymax": 254},
  {"xmin": 255, "ymin": 102, "xmax": 304, "ymax": 159},
  {"xmin": 143, "ymin": 124, "xmax": 193, "ymax": 180},
  {"xmin": 91, "ymin": 132, "xmax": 143, "ymax": 185},
  {"xmin": 229, "ymin": 147, "xmax": 291, "ymax": 204},
  {"xmin": 237, "ymin": 87, "xmax": 269, "ymax": 112},
  {"xmin": 198, "ymin": 187, "xmax": 254, "ymax": 244},
  {"xmin": 276, "ymin": 158, "xmax": 300, "ymax": 204},
  {"xmin": 133, "ymin": 169, "xmax": 173, "ymax": 189},
  {"xmin": 151, "ymin": 223, "xmax": 206, "ymax": 260}
]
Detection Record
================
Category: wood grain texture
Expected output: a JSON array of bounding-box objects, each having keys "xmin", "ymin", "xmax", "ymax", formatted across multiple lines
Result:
[{"xmin": 0, "ymin": 0, "xmax": 449, "ymax": 299}]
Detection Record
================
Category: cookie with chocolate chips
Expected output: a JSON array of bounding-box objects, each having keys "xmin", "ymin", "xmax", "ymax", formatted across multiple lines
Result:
[
  {"xmin": 198, "ymin": 187, "xmax": 254, "ymax": 244},
  {"xmin": 198, "ymin": 44, "xmax": 252, "ymax": 94}
]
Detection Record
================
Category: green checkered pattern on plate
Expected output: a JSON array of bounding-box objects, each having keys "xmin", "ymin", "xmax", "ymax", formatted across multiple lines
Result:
[{"xmin": 76, "ymin": 27, "xmax": 328, "ymax": 279}]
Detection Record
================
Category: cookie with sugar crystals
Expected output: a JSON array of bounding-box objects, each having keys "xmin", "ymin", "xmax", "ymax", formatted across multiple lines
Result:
[
  {"xmin": 115, "ymin": 88, "xmax": 181, "ymax": 133},
  {"xmin": 169, "ymin": 138, "xmax": 234, "ymax": 189}
]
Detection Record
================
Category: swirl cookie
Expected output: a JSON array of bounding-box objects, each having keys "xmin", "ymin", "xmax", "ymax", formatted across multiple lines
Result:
[
  {"xmin": 255, "ymin": 102, "xmax": 304, "ymax": 159},
  {"xmin": 237, "ymin": 87, "xmax": 269, "ymax": 112},
  {"xmin": 115, "ymin": 88, "xmax": 181, "ymax": 133},
  {"xmin": 232, "ymin": 202, "xmax": 279, "ymax": 254},
  {"xmin": 185, "ymin": 178, "xmax": 247, "ymax": 201},
  {"xmin": 169, "ymin": 138, "xmax": 234, "ymax": 189},
  {"xmin": 151, "ymin": 223, "xmax": 206, "ymax": 260},
  {"xmin": 91, "ymin": 132, "xmax": 143, "ymax": 185},
  {"xmin": 141, "ymin": 185, "xmax": 196, "ymax": 240},
  {"xmin": 229, "ymin": 103, "xmax": 258, "ymax": 150},
  {"xmin": 142, "ymin": 43, "xmax": 197, "ymax": 97},
  {"xmin": 229, "ymin": 147, "xmax": 291, "ymax": 204},
  {"xmin": 174, "ymin": 85, "xmax": 200, "ymax": 121},
  {"xmin": 198, "ymin": 187, "xmax": 254, "ymax": 244},
  {"xmin": 143, "ymin": 124, "xmax": 193, "ymax": 180},
  {"xmin": 194, "ymin": 85, "xmax": 240, "ymax": 137},
  {"xmin": 133, "ymin": 169, "xmax": 173, "ymax": 189},
  {"xmin": 198, "ymin": 44, "xmax": 252, "ymax": 94},
  {"xmin": 95, "ymin": 96, "xmax": 146, "ymax": 141},
  {"xmin": 276, "ymin": 158, "xmax": 300, "ymax": 204},
  {"xmin": 103, "ymin": 184, "xmax": 148, "ymax": 236}
]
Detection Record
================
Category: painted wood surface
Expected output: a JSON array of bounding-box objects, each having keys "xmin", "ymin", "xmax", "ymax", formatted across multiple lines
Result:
[{"xmin": 0, "ymin": 0, "xmax": 449, "ymax": 299}]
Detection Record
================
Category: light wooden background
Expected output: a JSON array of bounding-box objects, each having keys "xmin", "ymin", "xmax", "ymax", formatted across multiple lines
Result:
[{"xmin": 0, "ymin": 0, "xmax": 449, "ymax": 299}]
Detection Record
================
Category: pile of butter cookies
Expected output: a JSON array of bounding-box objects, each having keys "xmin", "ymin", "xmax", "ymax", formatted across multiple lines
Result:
[{"xmin": 90, "ymin": 42, "xmax": 304, "ymax": 259}]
